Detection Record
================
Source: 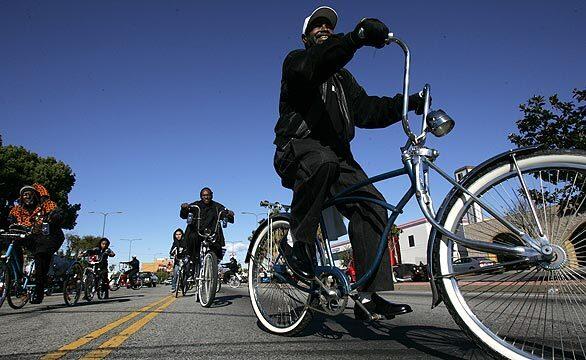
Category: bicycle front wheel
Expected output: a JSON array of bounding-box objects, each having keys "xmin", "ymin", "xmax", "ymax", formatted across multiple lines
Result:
[
  {"xmin": 83, "ymin": 271, "xmax": 95, "ymax": 302},
  {"xmin": 6, "ymin": 265, "xmax": 29, "ymax": 309},
  {"xmin": 434, "ymin": 149, "xmax": 586, "ymax": 359},
  {"xmin": 198, "ymin": 252, "xmax": 218, "ymax": 308},
  {"xmin": 63, "ymin": 263, "xmax": 83, "ymax": 306},
  {"xmin": 248, "ymin": 217, "xmax": 313, "ymax": 336},
  {"xmin": 0, "ymin": 262, "xmax": 8, "ymax": 308}
]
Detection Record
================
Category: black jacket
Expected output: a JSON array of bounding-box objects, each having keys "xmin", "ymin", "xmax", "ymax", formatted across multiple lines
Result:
[
  {"xmin": 170, "ymin": 228, "xmax": 186, "ymax": 261},
  {"xmin": 274, "ymin": 33, "xmax": 418, "ymax": 153},
  {"xmin": 180, "ymin": 200, "xmax": 233, "ymax": 249}
]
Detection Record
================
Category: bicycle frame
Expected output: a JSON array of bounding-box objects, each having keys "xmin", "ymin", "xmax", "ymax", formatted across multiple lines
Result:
[
  {"xmin": 314, "ymin": 34, "xmax": 547, "ymax": 294},
  {"xmin": 2, "ymin": 241, "xmax": 35, "ymax": 292}
]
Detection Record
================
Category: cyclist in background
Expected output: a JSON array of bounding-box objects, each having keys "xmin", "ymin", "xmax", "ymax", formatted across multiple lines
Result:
[
  {"xmin": 121, "ymin": 256, "xmax": 140, "ymax": 287},
  {"xmin": 7, "ymin": 184, "xmax": 64, "ymax": 304},
  {"xmin": 221, "ymin": 256, "xmax": 239, "ymax": 283},
  {"xmin": 180, "ymin": 187, "xmax": 235, "ymax": 262},
  {"xmin": 83, "ymin": 237, "xmax": 115, "ymax": 299},
  {"xmin": 169, "ymin": 228, "xmax": 186, "ymax": 292}
]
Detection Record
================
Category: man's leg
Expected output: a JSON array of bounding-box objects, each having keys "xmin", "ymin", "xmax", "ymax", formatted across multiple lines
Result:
[
  {"xmin": 332, "ymin": 158, "xmax": 393, "ymax": 292},
  {"xmin": 284, "ymin": 140, "xmax": 340, "ymax": 277},
  {"xmin": 332, "ymin": 158, "xmax": 411, "ymax": 319},
  {"xmin": 32, "ymin": 252, "xmax": 52, "ymax": 303}
]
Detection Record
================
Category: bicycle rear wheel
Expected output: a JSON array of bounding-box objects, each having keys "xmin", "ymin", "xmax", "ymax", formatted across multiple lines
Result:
[
  {"xmin": 6, "ymin": 265, "xmax": 29, "ymax": 309},
  {"xmin": 198, "ymin": 252, "xmax": 218, "ymax": 308},
  {"xmin": 434, "ymin": 149, "xmax": 586, "ymax": 359},
  {"xmin": 63, "ymin": 262, "xmax": 83, "ymax": 306},
  {"xmin": 248, "ymin": 217, "xmax": 313, "ymax": 336}
]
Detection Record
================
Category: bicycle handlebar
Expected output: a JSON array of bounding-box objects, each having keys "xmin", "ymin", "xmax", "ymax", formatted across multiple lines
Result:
[{"xmin": 357, "ymin": 28, "xmax": 431, "ymax": 145}]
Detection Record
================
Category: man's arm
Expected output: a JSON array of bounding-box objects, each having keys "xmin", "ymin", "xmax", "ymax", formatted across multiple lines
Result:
[
  {"xmin": 345, "ymin": 71, "xmax": 423, "ymax": 129},
  {"xmin": 284, "ymin": 33, "xmax": 359, "ymax": 89},
  {"xmin": 179, "ymin": 203, "xmax": 190, "ymax": 219},
  {"xmin": 217, "ymin": 204, "xmax": 235, "ymax": 224}
]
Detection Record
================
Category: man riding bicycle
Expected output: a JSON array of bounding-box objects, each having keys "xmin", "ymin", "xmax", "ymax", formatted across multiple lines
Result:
[
  {"xmin": 274, "ymin": 6, "xmax": 426, "ymax": 320},
  {"xmin": 180, "ymin": 187, "xmax": 234, "ymax": 264},
  {"xmin": 121, "ymin": 256, "xmax": 140, "ymax": 287},
  {"xmin": 82, "ymin": 238, "xmax": 115, "ymax": 298},
  {"xmin": 7, "ymin": 184, "xmax": 64, "ymax": 304},
  {"xmin": 221, "ymin": 256, "xmax": 239, "ymax": 283}
]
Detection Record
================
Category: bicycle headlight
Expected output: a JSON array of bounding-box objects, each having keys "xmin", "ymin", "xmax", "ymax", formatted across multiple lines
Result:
[{"xmin": 426, "ymin": 109, "xmax": 455, "ymax": 137}]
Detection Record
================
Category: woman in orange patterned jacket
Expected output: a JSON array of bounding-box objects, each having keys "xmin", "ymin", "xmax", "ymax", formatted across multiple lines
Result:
[{"xmin": 8, "ymin": 184, "xmax": 64, "ymax": 304}]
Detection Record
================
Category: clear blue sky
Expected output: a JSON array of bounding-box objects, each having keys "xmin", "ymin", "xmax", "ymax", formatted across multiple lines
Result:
[{"xmin": 1, "ymin": 1, "xmax": 584, "ymax": 265}]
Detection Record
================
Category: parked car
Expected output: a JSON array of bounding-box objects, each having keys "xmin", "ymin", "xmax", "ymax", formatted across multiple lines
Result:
[
  {"xmin": 452, "ymin": 257, "xmax": 496, "ymax": 273},
  {"xmin": 139, "ymin": 272, "xmax": 157, "ymax": 287},
  {"xmin": 393, "ymin": 263, "xmax": 418, "ymax": 282}
]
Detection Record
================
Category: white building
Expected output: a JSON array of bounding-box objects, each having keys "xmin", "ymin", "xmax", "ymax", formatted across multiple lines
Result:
[{"xmin": 331, "ymin": 217, "xmax": 431, "ymax": 267}]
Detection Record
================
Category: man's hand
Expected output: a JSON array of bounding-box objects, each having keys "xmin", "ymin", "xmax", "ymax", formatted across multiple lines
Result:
[
  {"xmin": 181, "ymin": 203, "xmax": 189, "ymax": 209},
  {"xmin": 408, "ymin": 92, "xmax": 432, "ymax": 115},
  {"xmin": 351, "ymin": 18, "xmax": 390, "ymax": 49}
]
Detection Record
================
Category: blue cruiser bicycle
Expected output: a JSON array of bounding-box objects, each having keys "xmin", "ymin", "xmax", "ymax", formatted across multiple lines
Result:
[{"xmin": 246, "ymin": 30, "xmax": 586, "ymax": 359}]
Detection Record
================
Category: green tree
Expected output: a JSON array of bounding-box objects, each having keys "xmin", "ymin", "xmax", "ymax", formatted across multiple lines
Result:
[
  {"xmin": 508, "ymin": 88, "xmax": 585, "ymax": 150},
  {"xmin": 155, "ymin": 269, "xmax": 170, "ymax": 283},
  {"xmin": 0, "ymin": 145, "xmax": 81, "ymax": 229},
  {"xmin": 66, "ymin": 234, "xmax": 102, "ymax": 254}
]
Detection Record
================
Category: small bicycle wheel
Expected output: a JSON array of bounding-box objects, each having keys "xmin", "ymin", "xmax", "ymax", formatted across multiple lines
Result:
[
  {"xmin": 434, "ymin": 149, "xmax": 586, "ymax": 359},
  {"xmin": 83, "ymin": 270, "xmax": 95, "ymax": 302},
  {"xmin": 198, "ymin": 251, "xmax": 218, "ymax": 308},
  {"xmin": 0, "ymin": 262, "xmax": 9, "ymax": 308},
  {"xmin": 6, "ymin": 265, "xmax": 29, "ymax": 309},
  {"xmin": 131, "ymin": 278, "xmax": 142, "ymax": 290},
  {"xmin": 228, "ymin": 276, "xmax": 240, "ymax": 288},
  {"xmin": 63, "ymin": 263, "xmax": 83, "ymax": 307},
  {"xmin": 248, "ymin": 216, "xmax": 313, "ymax": 336},
  {"xmin": 216, "ymin": 276, "xmax": 222, "ymax": 293},
  {"xmin": 181, "ymin": 263, "xmax": 190, "ymax": 296},
  {"xmin": 97, "ymin": 279, "xmax": 108, "ymax": 300},
  {"xmin": 109, "ymin": 277, "xmax": 120, "ymax": 291},
  {"xmin": 174, "ymin": 269, "xmax": 182, "ymax": 298}
]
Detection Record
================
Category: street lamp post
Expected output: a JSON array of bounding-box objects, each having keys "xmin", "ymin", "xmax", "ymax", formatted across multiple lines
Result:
[
  {"xmin": 120, "ymin": 238, "xmax": 142, "ymax": 261},
  {"xmin": 241, "ymin": 211, "xmax": 264, "ymax": 224},
  {"xmin": 88, "ymin": 211, "xmax": 123, "ymax": 237}
]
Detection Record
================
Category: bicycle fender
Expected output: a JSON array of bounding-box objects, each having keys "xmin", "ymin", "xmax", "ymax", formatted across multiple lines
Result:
[
  {"xmin": 426, "ymin": 145, "xmax": 540, "ymax": 308},
  {"xmin": 244, "ymin": 213, "xmax": 291, "ymax": 264}
]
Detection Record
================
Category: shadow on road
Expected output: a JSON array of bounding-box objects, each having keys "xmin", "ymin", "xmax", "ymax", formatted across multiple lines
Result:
[
  {"xmin": 0, "ymin": 295, "xmax": 144, "ymax": 317},
  {"xmin": 301, "ymin": 312, "xmax": 489, "ymax": 359},
  {"xmin": 211, "ymin": 294, "xmax": 243, "ymax": 308}
]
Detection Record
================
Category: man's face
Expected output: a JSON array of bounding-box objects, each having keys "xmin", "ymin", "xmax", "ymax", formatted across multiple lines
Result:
[
  {"xmin": 303, "ymin": 17, "xmax": 334, "ymax": 46},
  {"xmin": 22, "ymin": 190, "xmax": 36, "ymax": 207},
  {"xmin": 100, "ymin": 240, "xmax": 108, "ymax": 249},
  {"xmin": 200, "ymin": 190, "xmax": 212, "ymax": 205}
]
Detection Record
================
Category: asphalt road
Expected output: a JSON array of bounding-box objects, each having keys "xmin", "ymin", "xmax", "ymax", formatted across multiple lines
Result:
[{"xmin": 0, "ymin": 284, "xmax": 490, "ymax": 359}]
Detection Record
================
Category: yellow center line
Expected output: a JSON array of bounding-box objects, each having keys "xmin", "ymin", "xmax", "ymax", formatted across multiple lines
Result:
[
  {"xmin": 41, "ymin": 295, "xmax": 172, "ymax": 360},
  {"xmin": 79, "ymin": 296, "xmax": 177, "ymax": 360}
]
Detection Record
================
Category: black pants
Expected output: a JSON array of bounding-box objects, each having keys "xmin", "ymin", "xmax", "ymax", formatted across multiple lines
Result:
[
  {"xmin": 274, "ymin": 138, "xmax": 393, "ymax": 292},
  {"xmin": 26, "ymin": 235, "xmax": 64, "ymax": 296}
]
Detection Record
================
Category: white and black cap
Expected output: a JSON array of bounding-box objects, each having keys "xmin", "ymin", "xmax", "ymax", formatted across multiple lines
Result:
[{"xmin": 302, "ymin": 6, "xmax": 338, "ymax": 35}]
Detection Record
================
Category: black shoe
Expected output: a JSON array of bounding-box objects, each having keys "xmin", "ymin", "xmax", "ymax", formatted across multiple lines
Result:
[
  {"xmin": 354, "ymin": 293, "xmax": 412, "ymax": 321},
  {"xmin": 279, "ymin": 237, "xmax": 315, "ymax": 280},
  {"xmin": 30, "ymin": 291, "xmax": 44, "ymax": 304}
]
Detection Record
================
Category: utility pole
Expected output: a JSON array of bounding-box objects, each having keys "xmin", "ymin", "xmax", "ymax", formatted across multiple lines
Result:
[
  {"xmin": 89, "ymin": 211, "xmax": 123, "ymax": 237},
  {"xmin": 120, "ymin": 238, "xmax": 142, "ymax": 261}
]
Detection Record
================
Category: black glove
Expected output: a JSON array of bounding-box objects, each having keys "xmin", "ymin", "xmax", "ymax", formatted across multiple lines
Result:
[
  {"xmin": 408, "ymin": 92, "xmax": 432, "ymax": 115},
  {"xmin": 351, "ymin": 18, "xmax": 389, "ymax": 49}
]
